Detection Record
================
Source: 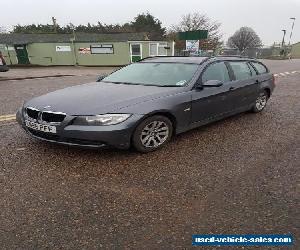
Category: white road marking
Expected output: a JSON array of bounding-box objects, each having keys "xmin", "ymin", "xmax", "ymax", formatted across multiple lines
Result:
[{"xmin": 0, "ymin": 114, "xmax": 16, "ymax": 122}]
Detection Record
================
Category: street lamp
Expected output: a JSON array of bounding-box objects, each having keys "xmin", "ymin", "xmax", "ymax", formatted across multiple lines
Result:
[
  {"xmin": 281, "ymin": 29, "xmax": 286, "ymax": 47},
  {"xmin": 288, "ymin": 17, "xmax": 296, "ymax": 45}
]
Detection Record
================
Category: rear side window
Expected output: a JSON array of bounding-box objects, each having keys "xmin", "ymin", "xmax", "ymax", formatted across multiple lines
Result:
[
  {"xmin": 247, "ymin": 62, "xmax": 257, "ymax": 76},
  {"xmin": 251, "ymin": 62, "xmax": 268, "ymax": 74},
  {"xmin": 202, "ymin": 62, "xmax": 230, "ymax": 83},
  {"xmin": 229, "ymin": 61, "xmax": 252, "ymax": 80}
]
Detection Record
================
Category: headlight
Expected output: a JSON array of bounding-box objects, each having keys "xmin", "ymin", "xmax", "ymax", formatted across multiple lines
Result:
[{"xmin": 73, "ymin": 114, "xmax": 131, "ymax": 126}]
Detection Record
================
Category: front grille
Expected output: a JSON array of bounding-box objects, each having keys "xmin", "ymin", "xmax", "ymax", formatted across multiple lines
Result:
[
  {"xmin": 25, "ymin": 107, "xmax": 66, "ymax": 123},
  {"xmin": 63, "ymin": 138, "xmax": 105, "ymax": 146},
  {"xmin": 42, "ymin": 112, "xmax": 66, "ymax": 123},
  {"xmin": 26, "ymin": 107, "xmax": 39, "ymax": 119}
]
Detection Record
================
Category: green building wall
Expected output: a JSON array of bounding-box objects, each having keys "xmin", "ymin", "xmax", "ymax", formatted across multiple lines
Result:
[
  {"xmin": 0, "ymin": 44, "xmax": 18, "ymax": 65},
  {"xmin": 27, "ymin": 43, "xmax": 75, "ymax": 65},
  {"xmin": 1, "ymin": 41, "xmax": 174, "ymax": 66},
  {"xmin": 291, "ymin": 42, "xmax": 300, "ymax": 58},
  {"xmin": 75, "ymin": 42, "xmax": 130, "ymax": 66}
]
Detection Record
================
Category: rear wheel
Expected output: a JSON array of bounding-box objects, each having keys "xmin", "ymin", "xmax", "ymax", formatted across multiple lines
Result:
[
  {"xmin": 252, "ymin": 90, "xmax": 268, "ymax": 113},
  {"xmin": 132, "ymin": 115, "xmax": 173, "ymax": 153}
]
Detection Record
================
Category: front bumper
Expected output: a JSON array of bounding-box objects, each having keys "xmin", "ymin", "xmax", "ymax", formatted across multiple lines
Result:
[{"xmin": 16, "ymin": 108, "xmax": 143, "ymax": 149}]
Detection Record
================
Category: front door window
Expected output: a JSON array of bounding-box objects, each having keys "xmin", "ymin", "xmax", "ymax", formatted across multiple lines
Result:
[{"xmin": 202, "ymin": 62, "xmax": 230, "ymax": 83}]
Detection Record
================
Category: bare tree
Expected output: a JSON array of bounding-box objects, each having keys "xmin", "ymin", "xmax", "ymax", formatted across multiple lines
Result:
[
  {"xmin": 227, "ymin": 27, "xmax": 262, "ymax": 53},
  {"xmin": 169, "ymin": 13, "xmax": 222, "ymax": 50},
  {"xmin": 0, "ymin": 26, "xmax": 7, "ymax": 33}
]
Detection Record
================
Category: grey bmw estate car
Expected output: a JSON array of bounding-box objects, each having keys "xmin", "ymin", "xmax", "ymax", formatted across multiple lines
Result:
[{"xmin": 17, "ymin": 56, "xmax": 275, "ymax": 152}]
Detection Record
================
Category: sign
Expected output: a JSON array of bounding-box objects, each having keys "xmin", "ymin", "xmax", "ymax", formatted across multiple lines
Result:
[
  {"xmin": 186, "ymin": 40, "xmax": 199, "ymax": 52},
  {"xmin": 56, "ymin": 46, "xmax": 71, "ymax": 52},
  {"xmin": 178, "ymin": 30, "xmax": 208, "ymax": 40},
  {"xmin": 79, "ymin": 47, "xmax": 91, "ymax": 54}
]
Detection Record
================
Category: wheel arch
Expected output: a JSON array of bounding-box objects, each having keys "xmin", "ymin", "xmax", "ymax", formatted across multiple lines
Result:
[
  {"xmin": 263, "ymin": 87, "xmax": 271, "ymax": 98},
  {"xmin": 132, "ymin": 111, "xmax": 177, "ymax": 137}
]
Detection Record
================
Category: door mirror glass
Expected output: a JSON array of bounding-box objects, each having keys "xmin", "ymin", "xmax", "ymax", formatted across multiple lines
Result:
[
  {"xmin": 96, "ymin": 74, "xmax": 108, "ymax": 82},
  {"xmin": 202, "ymin": 80, "xmax": 223, "ymax": 87}
]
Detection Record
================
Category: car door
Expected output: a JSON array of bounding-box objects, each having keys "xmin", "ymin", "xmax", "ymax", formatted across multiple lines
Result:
[
  {"xmin": 250, "ymin": 61, "xmax": 273, "ymax": 87},
  {"xmin": 191, "ymin": 61, "xmax": 234, "ymax": 124},
  {"xmin": 226, "ymin": 61, "xmax": 260, "ymax": 111}
]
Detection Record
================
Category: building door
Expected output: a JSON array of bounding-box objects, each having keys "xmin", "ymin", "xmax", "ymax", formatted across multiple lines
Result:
[
  {"xmin": 14, "ymin": 44, "xmax": 30, "ymax": 64},
  {"xmin": 130, "ymin": 43, "xmax": 142, "ymax": 62}
]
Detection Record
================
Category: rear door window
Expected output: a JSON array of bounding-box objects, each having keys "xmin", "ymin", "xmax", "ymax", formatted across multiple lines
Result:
[
  {"xmin": 229, "ymin": 61, "xmax": 252, "ymax": 80},
  {"xmin": 202, "ymin": 62, "xmax": 230, "ymax": 83},
  {"xmin": 247, "ymin": 62, "xmax": 257, "ymax": 76},
  {"xmin": 251, "ymin": 62, "xmax": 268, "ymax": 74}
]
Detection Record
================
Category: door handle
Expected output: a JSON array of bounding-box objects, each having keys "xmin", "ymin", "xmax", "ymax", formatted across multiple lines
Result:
[{"xmin": 229, "ymin": 86, "xmax": 235, "ymax": 91}]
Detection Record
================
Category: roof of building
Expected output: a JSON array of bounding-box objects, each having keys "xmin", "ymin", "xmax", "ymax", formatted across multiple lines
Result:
[{"xmin": 0, "ymin": 32, "xmax": 150, "ymax": 44}]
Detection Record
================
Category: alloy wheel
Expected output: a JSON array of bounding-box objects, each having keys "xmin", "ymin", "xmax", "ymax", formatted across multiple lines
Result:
[
  {"xmin": 255, "ymin": 94, "xmax": 267, "ymax": 111},
  {"xmin": 140, "ymin": 121, "xmax": 169, "ymax": 148}
]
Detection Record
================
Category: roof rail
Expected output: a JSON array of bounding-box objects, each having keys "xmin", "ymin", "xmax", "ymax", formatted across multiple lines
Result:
[
  {"xmin": 213, "ymin": 55, "xmax": 257, "ymax": 59},
  {"xmin": 137, "ymin": 55, "xmax": 191, "ymax": 62}
]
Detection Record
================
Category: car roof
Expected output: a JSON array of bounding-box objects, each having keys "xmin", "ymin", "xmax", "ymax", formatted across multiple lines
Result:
[{"xmin": 140, "ymin": 56, "xmax": 258, "ymax": 65}]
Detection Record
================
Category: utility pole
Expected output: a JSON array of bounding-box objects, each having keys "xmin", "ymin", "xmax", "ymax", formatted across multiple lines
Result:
[
  {"xmin": 281, "ymin": 29, "xmax": 286, "ymax": 47},
  {"xmin": 288, "ymin": 17, "xmax": 296, "ymax": 45},
  {"xmin": 52, "ymin": 17, "xmax": 57, "ymax": 33},
  {"xmin": 69, "ymin": 23, "xmax": 78, "ymax": 66}
]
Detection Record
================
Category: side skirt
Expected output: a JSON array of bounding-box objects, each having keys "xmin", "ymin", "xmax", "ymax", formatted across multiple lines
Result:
[{"xmin": 176, "ymin": 105, "xmax": 253, "ymax": 134}]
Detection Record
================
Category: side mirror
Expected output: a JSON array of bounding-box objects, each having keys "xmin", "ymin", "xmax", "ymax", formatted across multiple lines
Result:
[
  {"xmin": 202, "ymin": 80, "xmax": 223, "ymax": 87},
  {"xmin": 96, "ymin": 74, "xmax": 108, "ymax": 82}
]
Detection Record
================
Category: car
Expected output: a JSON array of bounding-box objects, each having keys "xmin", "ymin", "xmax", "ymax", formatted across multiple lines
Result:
[
  {"xmin": 16, "ymin": 56, "xmax": 275, "ymax": 153},
  {"xmin": 0, "ymin": 51, "xmax": 9, "ymax": 72}
]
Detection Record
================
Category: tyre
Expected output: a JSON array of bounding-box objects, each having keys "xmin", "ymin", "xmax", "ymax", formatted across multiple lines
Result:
[
  {"xmin": 132, "ymin": 115, "xmax": 173, "ymax": 153},
  {"xmin": 252, "ymin": 90, "xmax": 268, "ymax": 113}
]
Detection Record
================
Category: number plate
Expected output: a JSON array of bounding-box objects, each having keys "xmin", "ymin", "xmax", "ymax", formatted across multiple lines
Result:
[{"xmin": 25, "ymin": 120, "xmax": 57, "ymax": 134}]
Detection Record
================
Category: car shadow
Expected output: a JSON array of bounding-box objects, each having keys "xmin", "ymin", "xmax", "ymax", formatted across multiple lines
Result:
[{"xmin": 26, "ymin": 109, "xmax": 270, "ymax": 178}]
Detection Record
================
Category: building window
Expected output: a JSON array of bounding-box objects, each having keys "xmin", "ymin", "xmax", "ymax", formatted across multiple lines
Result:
[
  {"xmin": 90, "ymin": 44, "xmax": 114, "ymax": 54},
  {"xmin": 158, "ymin": 42, "xmax": 168, "ymax": 56},
  {"xmin": 150, "ymin": 43, "xmax": 158, "ymax": 56},
  {"xmin": 149, "ymin": 42, "xmax": 168, "ymax": 56}
]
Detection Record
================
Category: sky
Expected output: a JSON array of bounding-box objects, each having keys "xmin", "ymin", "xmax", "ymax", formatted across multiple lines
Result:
[{"xmin": 1, "ymin": 0, "xmax": 299, "ymax": 46}]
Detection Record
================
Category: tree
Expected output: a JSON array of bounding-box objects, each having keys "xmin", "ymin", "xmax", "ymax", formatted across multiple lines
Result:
[
  {"xmin": 11, "ymin": 13, "xmax": 165, "ymax": 38},
  {"xmin": 227, "ymin": 27, "xmax": 262, "ymax": 53},
  {"xmin": 13, "ymin": 24, "xmax": 59, "ymax": 33},
  {"xmin": 131, "ymin": 13, "xmax": 166, "ymax": 39},
  {"xmin": 169, "ymin": 13, "xmax": 222, "ymax": 50},
  {"xmin": 0, "ymin": 26, "xmax": 7, "ymax": 33}
]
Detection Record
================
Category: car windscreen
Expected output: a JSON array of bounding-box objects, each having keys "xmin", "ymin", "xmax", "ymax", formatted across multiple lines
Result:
[{"xmin": 102, "ymin": 62, "xmax": 199, "ymax": 86}]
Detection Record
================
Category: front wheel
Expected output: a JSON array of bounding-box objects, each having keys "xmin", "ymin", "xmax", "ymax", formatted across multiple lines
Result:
[
  {"xmin": 132, "ymin": 115, "xmax": 173, "ymax": 153},
  {"xmin": 252, "ymin": 90, "xmax": 268, "ymax": 113}
]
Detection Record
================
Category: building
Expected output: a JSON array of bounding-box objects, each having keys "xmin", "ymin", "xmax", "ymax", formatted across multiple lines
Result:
[
  {"xmin": 291, "ymin": 42, "xmax": 300, "ymax": 58},
  {"xmin": 0, "ymin": 33, "xmax": 174, "ymax": 66}
]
